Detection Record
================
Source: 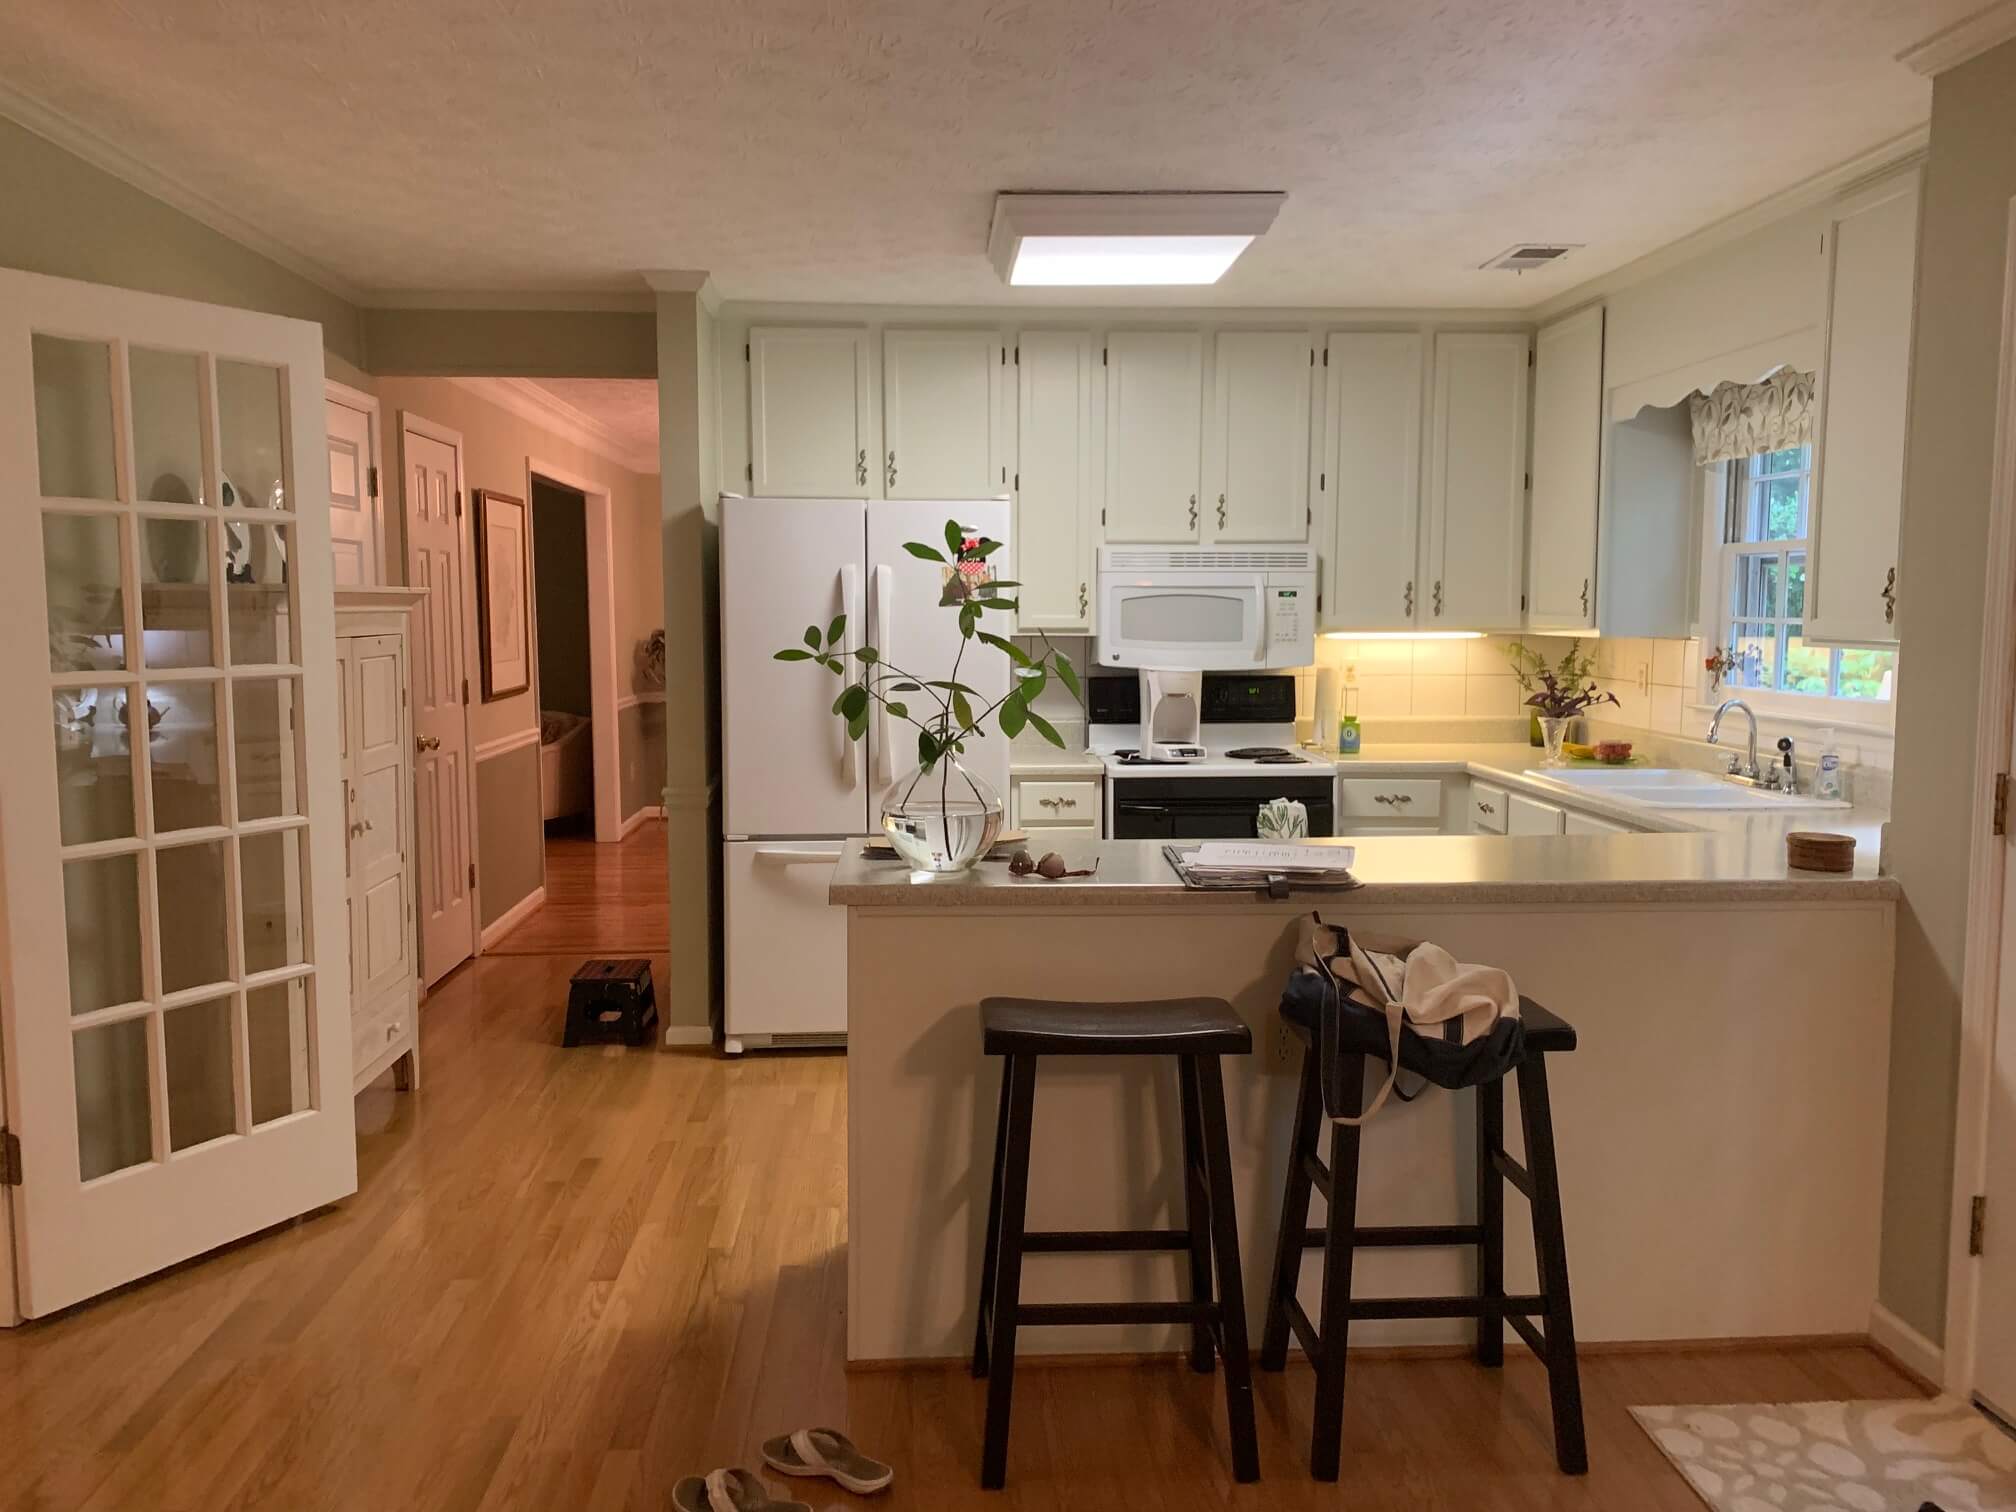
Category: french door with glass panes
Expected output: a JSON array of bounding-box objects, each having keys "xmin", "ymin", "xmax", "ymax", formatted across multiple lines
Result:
[{"xmin": 0, "ymin": 269, "xmax": 355, "ymax": 1318}]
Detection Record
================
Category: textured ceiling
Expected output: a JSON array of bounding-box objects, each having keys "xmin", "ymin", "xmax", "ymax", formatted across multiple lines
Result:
[
  {"xmin": 0, "ymin": 0, "xmax": 1971, "ymax": 308},
  {"xmin": 522, "ymin": 379, "xmax": 660, "ymax": 465}
]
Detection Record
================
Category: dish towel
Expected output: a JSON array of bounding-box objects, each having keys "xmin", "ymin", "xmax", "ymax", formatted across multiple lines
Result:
[{"xmin": 1257, "ymin": 798, "xmax": 1309, "ymax": 839}]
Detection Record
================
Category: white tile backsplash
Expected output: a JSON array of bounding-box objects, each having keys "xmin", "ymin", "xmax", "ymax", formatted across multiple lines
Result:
[{"xmin": 1411, "ymin": 673, "xmax": 1468, "ymax": 716}]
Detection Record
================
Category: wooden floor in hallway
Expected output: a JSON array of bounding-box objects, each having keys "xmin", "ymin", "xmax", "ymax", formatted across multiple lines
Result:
[
  {"xmin": 0, "ymin": 949, "xmax": 1929, "ymax": 1512},
  {"xmin": 487, "ymin": 817, "xmax": 669, "ymax": 957}
]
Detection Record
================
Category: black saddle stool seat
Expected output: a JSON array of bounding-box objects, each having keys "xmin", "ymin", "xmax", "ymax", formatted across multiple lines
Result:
[
  {"xmin": 1259, "ymin": 992, "xmax": 1587, "ymax": 1481},
  {"xmin": 971, "ymin": 996, "xmax": 1260, "ymax": 1489}
]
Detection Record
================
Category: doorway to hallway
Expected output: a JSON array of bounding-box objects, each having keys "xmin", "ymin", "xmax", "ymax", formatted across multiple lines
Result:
[{"xmin": 484, "ymin": 817, "xmax": 668, "ymax": 958}]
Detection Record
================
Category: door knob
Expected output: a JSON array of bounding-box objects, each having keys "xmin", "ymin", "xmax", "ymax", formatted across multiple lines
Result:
[{"xmin": 416, "ymin": 734, "xmax": 441, "ymax": 752}]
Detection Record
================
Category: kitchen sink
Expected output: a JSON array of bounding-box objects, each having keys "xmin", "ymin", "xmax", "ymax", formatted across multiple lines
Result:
[
  {"xmin": 1526, "ymin": 767, "xmax": 1723, "ymax": 789},
  {"xmin": 1526, "ymin": 767, "xmax": 1850, "ymax": 812}
]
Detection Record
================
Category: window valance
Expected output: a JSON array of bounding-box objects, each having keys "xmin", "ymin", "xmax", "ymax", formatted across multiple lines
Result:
[{"xmin": 1687, "ymin": 369, "xmax": 1816, "ymax": 466}]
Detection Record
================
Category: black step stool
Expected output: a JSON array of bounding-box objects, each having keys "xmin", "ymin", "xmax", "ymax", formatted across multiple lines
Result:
[
  {"xmin": 563, "ymin": 958, "xmax": 659, "ymax": 1047},
  {"xmin": 970, "ymin": 995, "xmax": 1260, "ymax": 1489},
  {"xmin": 1259, "ymin": 993, "xmax": 1586, "ymax": 1481}
]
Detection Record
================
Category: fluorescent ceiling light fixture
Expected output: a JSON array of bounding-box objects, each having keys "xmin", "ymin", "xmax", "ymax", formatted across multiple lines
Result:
[{"xmin": 989, "ymin": 193, "xmax": 1285, "ymax": 287}]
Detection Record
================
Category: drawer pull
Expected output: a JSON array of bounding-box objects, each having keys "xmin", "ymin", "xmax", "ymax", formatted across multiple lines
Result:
[
  {"xmin": 1038, "ymin": 796, "xmax": 1078, "ymax": 811},
  {"xmin": 1477, "ymin": 801, "xmax": 1496, "ymax": 815},
  {"xmin": 1372, "ymin": 792, "xmax": 1414, "ymax": 807}
]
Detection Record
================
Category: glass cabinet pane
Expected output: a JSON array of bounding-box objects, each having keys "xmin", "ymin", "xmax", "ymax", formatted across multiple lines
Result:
[
  {"xmin": 233, "ymin": 678, "xmax": 300, "ymax": 819},
  {"xmin": 150, "ymin": 681, "xmax": 223, "ymax": 833},
  {"xmin": 240, "ymin": 828, "xmax": 307, "ymax": 974},
  {"xmin": 74, "ymin": 1017, "xmax": 154, "ymax": 1180},
  {"xmin": 140, "ymin": 517, "xmax": 215, "ymax": 668},
  {"xmin": 129, "ymin": 347, "xmax": 206, "ymax": 506},
  {"xmin": 32, "ymin": 335, "xmax": 119, "ymax": 500},
  {"xmin": 247, "ymin": 979, "xmax": 311, "ymax": 1124},
  {"xmin": 44, "ymin": 513, "xmax": 128, "ymax": 672},
  {"xmin": 217, "ymin": 360, "xmax": 286, "ymax": 512},
  {"xmin": 164, "ymin": 995, "xmax": 236, "ymax": 1151},
  {"xmin": 156, "ymin": 840, "xmax": 230, "ymax": 994},
  {"xmin": 63, "ymin": 854, "xmax": 146, "ymax": 1014},
  {"xmin": 54, "ymin": 687, "xmax": 136, "ymax": 845},
  {"xmin": 226, "ymin": 521, "xmax": 292, "ymax": 664}
]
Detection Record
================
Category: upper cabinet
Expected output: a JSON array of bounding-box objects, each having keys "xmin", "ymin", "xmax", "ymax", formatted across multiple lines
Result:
[
  {"xmin": 1424, "ymin": 332, "xmax": 1530, "ymax": 629},
  {"xmin": 1104, "ymin": 331, "xmax": 1204, "ymax": 543},
  {"xmin": 748, "ymin": 326, "xmax": 873, "ymax": 496},
  {"xmin": 1322, "ymin": 332, "xmax": 1425, "ymax": 632},
  {"xmin": 882, "ymin": 329, "xmax": 1008, "ymax": 499},
  {"xmin": 1526, "ymin": 306, "xmax": 1606, "ymax": 631},
  {"xmin": 1807, "ymin": 170, "xmax": 1920, "ymax": 646},
  {"xmin": 1208, "ymin": 331, "xmax": 1312, "ymax": 543},
  {"xmin": 1014, "ymin": 330, "xmax": 1100, "ymax": 632}
]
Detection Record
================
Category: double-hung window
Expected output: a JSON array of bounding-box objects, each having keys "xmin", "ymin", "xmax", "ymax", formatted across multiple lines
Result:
[{"xmin": 1715, "ymin": 445, "xmax": 1896, "ymax": 710}]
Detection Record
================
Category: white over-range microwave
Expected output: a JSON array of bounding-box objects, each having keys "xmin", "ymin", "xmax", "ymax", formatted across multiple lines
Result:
[{"xmin": 1094, "ymin": 546, "xmax": 1318, "ymax": 670}]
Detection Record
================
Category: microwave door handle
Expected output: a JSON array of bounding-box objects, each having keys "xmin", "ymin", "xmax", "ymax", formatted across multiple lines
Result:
[
  {"xmin": 873, "ymin": 564, "xmax": 893, "ymax": 785},
  {"xmin": 839, "ymin": 564, "xmax": 859, "ymax": 789},
  {"xmin": 1253, "ymin": 584, "xmax": 1270, "ymax": 665}
]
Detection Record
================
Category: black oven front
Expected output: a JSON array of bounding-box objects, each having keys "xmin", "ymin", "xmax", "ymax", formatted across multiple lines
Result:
[{"xmin": 1110, "ymin": 775, "xmax": 1336, "ymax": 840}]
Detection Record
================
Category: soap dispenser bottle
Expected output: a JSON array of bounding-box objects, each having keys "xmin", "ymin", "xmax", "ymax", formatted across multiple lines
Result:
[{"xmin": 1814, "ymin": 729, "xmax": 1843, "ymax": 800}]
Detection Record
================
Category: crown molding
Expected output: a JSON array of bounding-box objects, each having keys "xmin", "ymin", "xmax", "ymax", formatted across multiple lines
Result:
[
  {"xmin": 0, "ymin": 81, "xmax": 366, "ymax": 306},
  {"xmin": 1528, "ymin": 125, "xmax": 1929, "ymax": 323},
  {"xmin": 447, "ymin": 376, "xmax": 658, "ymax": 474},
  {"xmin": 363, "ymin": 288, "xmax": 655, "ymax": 312},
  {"xmin": 1898, "ymin": 0, "xmax": 2016, "ymax": 76}
]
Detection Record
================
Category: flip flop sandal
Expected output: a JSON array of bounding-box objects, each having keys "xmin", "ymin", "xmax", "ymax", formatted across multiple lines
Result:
[
  {"xmin": 670, "ymin": 1468, "xmax": 810, "ymax": 1512},
  {"xmin": 760, "ymin": 1428, "xmax": 895, "ymax": 1495}
]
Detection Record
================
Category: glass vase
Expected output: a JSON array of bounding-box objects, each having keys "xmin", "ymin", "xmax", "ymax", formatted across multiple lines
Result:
[
  {"xmin": 1538, "ymin": 717, "xmax": 1571, "ymax": 766},
  {"xmin": 878, "ymin": 751, "xmax": 1004, "ymax": 873}
]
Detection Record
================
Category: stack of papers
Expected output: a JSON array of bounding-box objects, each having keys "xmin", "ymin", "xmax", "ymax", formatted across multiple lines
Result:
[{"xmin": 1168, "ymin": 841, "xmax": 1359, "ymax": 888}]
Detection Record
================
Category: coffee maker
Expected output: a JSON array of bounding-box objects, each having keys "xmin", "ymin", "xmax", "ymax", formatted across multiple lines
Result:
[{"xmin": 1139, "ymin": 668, "xmax": 1206, "ymax": 762}]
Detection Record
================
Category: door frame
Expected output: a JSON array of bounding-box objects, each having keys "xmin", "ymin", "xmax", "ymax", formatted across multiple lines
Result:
[
  {"xmin": 396, "ymin": 411, "xmax": 482, "ymax": 973},
  {"xmin": 523, "ymin": 457, "xmax": 623, "ymax": 843},
  {"xmin": 1949, "ymin": 195, "xmax": 2016, "ymax": 1396},
  {"xmin": 324, "ymin": 378, "xmax": 386, "ymax": 586}
]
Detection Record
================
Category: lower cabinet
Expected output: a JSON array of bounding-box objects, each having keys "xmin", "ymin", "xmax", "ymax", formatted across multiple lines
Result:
[
  {"xmin": 1564, "ymin": 809, "xmax": 1632, "ymax": 836},
  {"xmin": 1011, "ymin": 775, "xmax": 1102, "ymax": 842},
  {"xmin": 1338, "ymin": 776, "xmax": 1443, "ymax": 834},
  {"xmin": 1506, "ymin": 792, "xmax": 1567, "ymax": 836},
  {"xmin": 1470, "ymin": 781, "xmax": 1509, "ymax": 834}
]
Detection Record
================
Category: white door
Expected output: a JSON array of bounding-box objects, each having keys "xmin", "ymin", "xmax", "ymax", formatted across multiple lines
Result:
[
  {"xmin": 324, "ymin": 386, "xmax": 381, "ymax": 588},
  {"xmin": 1979, "ymin": 675, "xmax": 2016, "ymax": 1418},
  {"xmin": 1015, "ymin": 330, "xmax": 1099, "ymax": 633},
  {"xmin": 0, "ymin": 268, "xmax": 355, "ymax": 1317},
  {"xmin": 749, "ymin": 326, "xmax": 873, "ymax": 498},
  {"xmin": 1507, "ymin": 792, "xmax": 1566, "ymax": 836},
  {"xmin": 720, "ymin": 496, "xmax": 870, "ymax": 838},
  {"xmin": 1807, "ymin": 171, "xmax": 1920, "ymax": 646},
  {"xmin": 1210, "ymin": 330, "xmax": 1312, "ymax": 544},
  {"xmin": 1104, "ymin": 331, "xmax": 1203, "ymax": 543},
  {"xmin": 1325, "ymin": 332, "xmax": 1425, "ymax": 632},
  {"xmin": 1426, "ymin": 332, "xmax": 1530, "ymax": 629},
  {"xmin": 1528, "ymin": 306, "xmax": 1605, "ymax": 630},
  {"xmin": 342, "ymin": 633, "xmax": 413, "ymax": 1009},
  {"xmin": 723, "ymin": 841, "xmax": 848, "ymax": 1043},
  {"xmin": 400, "ymin": 417, "xmax": 475, "ymax": 987},
  {"xmin": 884, "ymin": 330, "xmax": 1005, "ymax": 499}
]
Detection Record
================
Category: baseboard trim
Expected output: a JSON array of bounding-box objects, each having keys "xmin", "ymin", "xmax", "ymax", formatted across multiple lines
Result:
[
  {"xmin": 617, "ymin": 805, "xmax": 666, "ymax": 839},
  {"xmin": 1868, "ymin": 1302, "xmax": 1946, "ymax": 1392},
  {"xmin": 478, "ymin": 886, "xmax": 546, "ymax": 950},
  {"xmin": 660, "ymin": 1024, "xmax": 714, "ymax": 1048}
]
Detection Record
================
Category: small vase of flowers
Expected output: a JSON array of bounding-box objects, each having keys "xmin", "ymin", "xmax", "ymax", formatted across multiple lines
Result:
[
  {"xmin": 1508, "ymin": 639, "xmax": 1603, "ymax": 749},
  {"xmin": 1521, "ymin": 660, "xmax": 1620, "ymax": 766}
]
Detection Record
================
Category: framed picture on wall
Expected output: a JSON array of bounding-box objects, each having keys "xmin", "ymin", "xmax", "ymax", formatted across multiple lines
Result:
[{"xmin": 474, "ymin": 489, "xmax": 531, "ymax": 701}]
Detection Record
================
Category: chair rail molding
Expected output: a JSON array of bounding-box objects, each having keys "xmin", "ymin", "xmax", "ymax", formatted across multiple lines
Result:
[{"xmin": 1898, "ymin": 0, "xmax": 2016, "ymax": 76}]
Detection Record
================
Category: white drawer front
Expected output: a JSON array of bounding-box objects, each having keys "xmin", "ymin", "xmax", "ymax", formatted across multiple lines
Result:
[
  {"xmin": 1018, "ymin": 780, "xmax": 1099, "ymax": 827},
  {"xmin": 1471, "ymin": 782, "xmax": 1509, "ymax": 834},
  {"xmin": 1338, "ymin": 778, "xmax": 1442, "ymax": 821},
  {"xmin": 351, "ymin": 990, "xmax": 411, "ymax": 1070}
]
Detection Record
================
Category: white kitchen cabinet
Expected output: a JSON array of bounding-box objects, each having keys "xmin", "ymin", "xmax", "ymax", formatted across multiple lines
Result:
[
  {"xmin": 1012, "ymin": 777, "xmax": 1102, "ymax": 839},
  {"xmin": 748, "ymin": 325, "xmax": 873, "ymax": 497},
  {"xmin": 1014, "ymin": 330, "xmax": 1100, "ymax": 632},
  {"xmin": 1424, "ymin": 332, "xmax": 1530, "ymax": 629},
  {"xmin": 1527, "ymin": 306, "xmax": 1605, "ymax": 630},
  {"xmin": 1104, "ymin": 331, "xmax": 1204, "ymax": 543},
  {"xmin": 1506, "ymin": 791, "xmax": 1566, "ymax": 836},
  {"xmin": 883, "ymin": 329, "xmax": 1007, "ymax": 499},
  {"xmin": 1807, "ymin": 170, "xmax": 1920, "ymax": 646},
  {"xmin": 1323, "ymin": 332, "xmax": 1426, "ymax": 631},
  {"xmin": 1470, "ymin": 781, "xmax": 1509, "ymax": 834},
  {"xmin": 1208, "ymin": 330, "xmax": 1312, "ymax": 543},
  {"xmin": 1564, "ymin": 809, "xmax": 1631, "ymax": 835}
]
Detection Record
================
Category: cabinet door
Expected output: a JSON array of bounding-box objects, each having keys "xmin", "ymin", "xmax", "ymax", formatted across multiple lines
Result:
[
  {"xmin": 1325, "ymin": 332, "xmax": 1425, "ymax": 631},
  {"xmin": 1807, "ymin": 171, "xmax": 1919, "ymax": 646},
  {"xmin": 1528, "ymin": 306, "xmax": 1605, "ymax": 630},
  {"xmin": 748, "ymin": 326, "xmax": 872, "ymax": 497},
  {"xmin": 1015, "ymin": 331, "xmax": 1098, "ymax": 631},
  {"xmin": 1425, "ymin": 333, "xmax": 1530, "ymax": 629},
  {"xmin": 1471, "ymin": 781, "xmax": 1509, "ymax": 834},
  {"xmin": 1564, "ymin": 809, "xmax": 1630, "ymax": 835},
  {"xmin": 1506, "ymin": 792, "xmax": 1566, "ymax": 836},
  {"xmin": 344, "ymin": 633, "xmax": 414, "ymax": 1008},
  {"xmin": 1104, "ymin": 331, "xmax": 1203, "ymax": 543},
  {"xmin": 883, "ymin": 329, "xmax": 1005, "ymax": 499},
  {"xmin": 1210, "ymin": 330, "xmax": 1311, "ymax": 543}
]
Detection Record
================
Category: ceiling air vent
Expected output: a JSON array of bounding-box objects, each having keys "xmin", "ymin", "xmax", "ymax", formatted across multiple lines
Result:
[{"xmin": 1481, "ymin": 243, "xmax": 1583, "ymax": 273}]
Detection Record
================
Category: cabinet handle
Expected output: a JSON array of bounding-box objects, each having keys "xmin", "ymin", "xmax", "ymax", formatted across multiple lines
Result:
[
  {"xmin": 1372, "ymin": 792, "xmax": 1414, "ymax": 806},
  {"xmin": 1217, "ymin": 493, "xmax": 1227, "ymax": 530},
  {"xmin": 1881, "ymin": 567, "xmax": 1896, "ymax": 625},
  {"xmin": 1188, "ymin": 494, "xmax": 1198, "ymax": 531},
  {"xmin": 886, "ymin": 450, "xmax": 897, "ymax": 491},
  {"xmin": 1580, "ymin": 577, "xmax": 1590, "ymax": 616},
  {"xmin": 1078, "ymin": 581, "xmax": 1089, "ymax": 618},
  {"xmin": 1432, "ymin": 579, "xmax": 1444, "ymax": 617},
  {"xmin": 1038, "ymin": 796, "xmax": 1078, "ymax": 811},
  {"xmin": 1477, "ymin": 801, "xmax": 1496, "ymax": 815},
  {"xmin": 1404, "ymin": 579, "xmax": 1414, "ymax": 617},
  {"xmin": 856, "ymin": 448, "xmax": 867, "ymax": 487}
]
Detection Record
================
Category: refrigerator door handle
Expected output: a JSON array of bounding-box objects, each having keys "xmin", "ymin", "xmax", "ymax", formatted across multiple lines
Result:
[
  {"xmin": 753, "ymin": 846, "xmax": 841, "ymax": 865},
  {"xmin": 873, "ymin": 563, "xmax": 894, "ymax": 785},
  {"xmin": 839, "ymin": 564, "xmax": 860, "ymax": 789}
]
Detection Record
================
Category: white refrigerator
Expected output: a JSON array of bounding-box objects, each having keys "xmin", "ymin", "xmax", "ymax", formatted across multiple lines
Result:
[{"xmin": 720, "ymin": 495, "xmax": 1012, "ymax": 1051}]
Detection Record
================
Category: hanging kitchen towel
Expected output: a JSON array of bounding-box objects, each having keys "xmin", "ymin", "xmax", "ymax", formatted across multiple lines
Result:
[
  {"xmin": 1257, "ymin": 798, "xmax": 1309, "ymax": 839},
  {"xmin": 1286, "ymin": 916, "xmax": 1525, "ymax": 1124}
]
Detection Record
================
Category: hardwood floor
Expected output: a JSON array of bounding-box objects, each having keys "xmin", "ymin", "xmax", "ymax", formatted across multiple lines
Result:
[
  {"xmin": 0, "ymin": 957, "xmax": 1924, "ymax": 1511},
  {"xmin": 487, "ymin": 819, "xmax": 669, "ymax": 957}
]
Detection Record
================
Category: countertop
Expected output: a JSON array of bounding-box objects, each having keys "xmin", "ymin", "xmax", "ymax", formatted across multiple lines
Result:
[{"xmin": 1004, "ymin": 748, "xmax": 1106, "ymax": 780}]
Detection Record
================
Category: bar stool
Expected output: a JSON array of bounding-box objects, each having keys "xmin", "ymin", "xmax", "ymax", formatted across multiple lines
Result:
[
  {"xmin": 1258, "ymin": 992, "xmax": 1586, "ymax": 1481},
  {"xmin": 970, "ymin": 996, "xmax": 1261, "ymax": 1489}
]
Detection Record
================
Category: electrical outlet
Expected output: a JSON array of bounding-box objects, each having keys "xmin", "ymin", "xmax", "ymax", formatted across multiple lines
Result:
[
  {"xmin": 1270, "ymin": 1019, "xmax": 1298, "ymax": 1070},
  {"xmin": 1635, "ymin": 662, "xmax": 1651, "ymax": 694}
]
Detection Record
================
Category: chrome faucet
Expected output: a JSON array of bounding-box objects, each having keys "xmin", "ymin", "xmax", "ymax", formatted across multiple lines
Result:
[{"xmin": 1708, "ymin": 698, "xmax": 1761, "ymax": 780}]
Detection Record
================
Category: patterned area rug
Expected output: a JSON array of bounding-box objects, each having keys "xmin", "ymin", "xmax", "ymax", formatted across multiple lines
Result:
[{"xmin": 1632, "ymin": 1399, "xmax": 2016, "ymax": 1511}]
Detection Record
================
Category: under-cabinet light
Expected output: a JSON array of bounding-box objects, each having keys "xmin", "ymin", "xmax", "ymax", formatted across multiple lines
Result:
[{"xmin": 1325, "ymin": 631, "xmax": 1487, "ymax": 641}]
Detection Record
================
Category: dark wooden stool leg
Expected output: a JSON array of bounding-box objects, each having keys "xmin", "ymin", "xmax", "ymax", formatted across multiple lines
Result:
[
  {"xmin": 1193, "ymin": 1054, "xmax": 1260, "ymax": 1484},
  {"xmin": 1260, "ymin": 1033, "xmax": 1322, "ymax": 1372},
  {"xmin": 1476, "ymin": 1074, "xmax": 1505, "ymax": 1368},
  {"xmin": 981, "ymin": 1053, "xmax": 1039, "ymax": 1490},
  {"xmin": 1177, "ymin": 1055, "xmax": 1217, "ymax": 1374},
  {"xmin": 1517, "ymin": 1053, "xmax": 1587, "ymax": 1475},
  {"xmin": 972, "ymin": 1056, "xmax": 1016, "ymax": 1379},
  {"xmin": 1309, "ymin": 1053, "xmax": 1365, "ymax": 1483}
]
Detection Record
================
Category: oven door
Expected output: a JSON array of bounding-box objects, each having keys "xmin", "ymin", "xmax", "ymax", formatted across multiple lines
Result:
[
  {"xmin": 1112, "ymin": 777, "xmax": 1336, "ymax": 840},
  {"xmin": 1096, "ymin": 578, "xmax": 1266, "ymax": 670}
]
